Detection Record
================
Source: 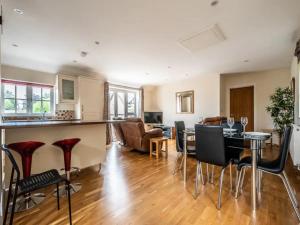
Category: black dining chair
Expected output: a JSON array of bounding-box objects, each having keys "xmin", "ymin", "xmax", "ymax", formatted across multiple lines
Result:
[
  {"xmin": 2, "ymin": 145, "xmax": 73, "ymax": 225},
  {"xmin": 235, "ymin": 126, "xmax": 300, "ymax": 221},
  {"xmin": 222, "ymin": 121, "xmax": 245, "ymax": 188},
  {"xmin": 194, "ymin": 125, "xmax": 231, "ymax": 209},
  {"xmin": 173, "ymin": 121, "xmax": 197, "ymax": 175}
]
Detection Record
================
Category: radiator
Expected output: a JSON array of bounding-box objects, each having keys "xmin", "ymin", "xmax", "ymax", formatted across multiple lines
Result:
[{"xmin": 290, "ymin": 124, "xmax": 300, "ymax": 168}]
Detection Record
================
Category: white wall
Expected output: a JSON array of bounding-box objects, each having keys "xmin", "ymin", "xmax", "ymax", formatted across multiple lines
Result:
[
  {"xmin": 156, "ymin": 74, "xmax": 220, "ymax": 127},
  {"xmin": 220, "ymin": 68, "xmax": 291, "ymax": 131},
  {"xmin": 143, "ymin": 85, "xmax": 159, "ymax": 112},
  {"xmin": 2, "ymin": 64, "xmax": 56, "ymax": 85}
]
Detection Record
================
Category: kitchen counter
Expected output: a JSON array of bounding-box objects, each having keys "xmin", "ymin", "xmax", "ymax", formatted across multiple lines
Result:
[
  {"xmin": 0, "ymin": 119, "xmax": 124, "ymax": 129},
  {"xmin": 0, "ymin": 118, "xmax": 125, "ymax": 217}
]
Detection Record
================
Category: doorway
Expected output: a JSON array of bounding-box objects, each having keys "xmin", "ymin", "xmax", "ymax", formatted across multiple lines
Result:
[{"xmin": 230, "ymin": 86, "xmax": 254, "ymax": 131}]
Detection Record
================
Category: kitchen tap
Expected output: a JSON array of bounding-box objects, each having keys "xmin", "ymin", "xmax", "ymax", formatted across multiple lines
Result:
[{"xmin": 41, "ymin": 110, "xmax": 47, "ymax": 120}]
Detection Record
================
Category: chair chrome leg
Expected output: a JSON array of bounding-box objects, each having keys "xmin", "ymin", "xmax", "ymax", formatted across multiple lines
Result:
[
  {"xmin": 210, "ymin": 165, "xmax": 215, "ymax": 184},
  {"xmin": 66, "ymin": 182, "xmax": 72, "ymax": 225},
  {"xmin": 229, "ymin": 163, "xmax": 233, "ymax": 192},
  {"xmin": 217, "ymin": 167, "xmax": 226, "ymax": 209},
  {"xmin": 193, "ymin": 161, "xmax": 201, "ymax": 199},
  {"xmin": 235, "ymin": 169, "xmax": 242, "ymax": 198},
  {"xmin": 179, "ymin": 153, "xmax": 184, "ymax": 170},
  {"xmin": 240, "ymin": 167, "xmax": 246, "ymax": 192},
  {"xmin": 200, "ymin": 162, "xmax": 205, "ymax": 185},
  {"xmin": 283, "ymin": 171, "xmax": 299, "ymax": 208},
  {"xmin": 235, "ymin": 167, "xmax": 239, "ymax": 188},
  {"xmin": 56, "ymin": 183, "xmax": 60, "ymax": 210},
  {"xmin": 172, "ymin": 153, "xmax": 181, "ymax": 175},
  {"xmin": 206, "ymin": 163, "xmax": 210, "ymax": 182},
  {"xmin": 280, "ymin": 173, "xmax": 300, "ymax": 221}
]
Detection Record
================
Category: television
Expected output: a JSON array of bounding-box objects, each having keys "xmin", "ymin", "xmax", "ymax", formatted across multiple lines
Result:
[{"xmin": 144, "ymin": 112, "xmax": 163, "ymax": 124}]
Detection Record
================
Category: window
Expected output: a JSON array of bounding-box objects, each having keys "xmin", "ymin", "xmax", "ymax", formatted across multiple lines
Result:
[
  {"xmin": 1, "ymin": 79, "xmax": 54, "ymax": 115},
  {"xmin": 109, "ymin": 86, "xmax": 140, "ymax": 119}
]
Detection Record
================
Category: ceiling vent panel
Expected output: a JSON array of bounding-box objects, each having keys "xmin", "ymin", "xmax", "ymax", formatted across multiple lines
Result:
[{"xmin": 179, "ymin": 24, "xmax": 226, "ymax": 52}]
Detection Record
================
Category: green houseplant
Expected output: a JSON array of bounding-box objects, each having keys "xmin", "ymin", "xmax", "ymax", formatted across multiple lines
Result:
[{"xmin": 266, "ymin": 87, "xmax": 294, "ymax": 144}]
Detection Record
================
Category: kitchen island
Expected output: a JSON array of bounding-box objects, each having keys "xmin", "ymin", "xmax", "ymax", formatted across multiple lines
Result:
[{"xmin": 0, "ymin": 120, "xmax": 121, "ymax": 220}]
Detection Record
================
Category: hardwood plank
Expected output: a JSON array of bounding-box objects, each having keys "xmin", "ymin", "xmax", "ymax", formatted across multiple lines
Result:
[{"xmin": 13, "ymin": 140, "xmax": 300, "ymax": 225}]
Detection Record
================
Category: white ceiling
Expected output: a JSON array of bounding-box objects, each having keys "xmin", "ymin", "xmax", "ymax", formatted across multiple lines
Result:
[{"xmin": 2, "ymin": 0, "xmax": 300, "ymax": 85}]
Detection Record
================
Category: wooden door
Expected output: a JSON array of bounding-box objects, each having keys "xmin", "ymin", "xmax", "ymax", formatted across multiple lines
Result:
[{"xmin": 230, "ymin": 86, "xmax": 254, "ymax": 131}]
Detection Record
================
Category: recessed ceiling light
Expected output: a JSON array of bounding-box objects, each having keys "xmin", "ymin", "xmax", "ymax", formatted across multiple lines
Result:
[
  {"xmin": 168, "ymin": 66, "xmax": 172, "ymax": 69},
  {"xmin": 185, "ymin": 74, "xmax": 189, "ymax": 77},
  {"xmin": 146, "ymin": 73, "xmax": 150, "ymax": 76},
  {"xmin": 244, "ymin": 59, "xmax": 249, "ymax": 63},
  {"xmin": 12, "ymin": 44, "xmax": 19, "ymax": 47},
  {"xmin": 80, "ymin": 51, "xmax": 88, "ymax": 57},
  {"xmin": 211, "ymin": 1, "xmax": 219, "ymax": 6},
  {"xmin": 73, "ymin": 60, "xmax": 77, "ymax": 63},
  {"xmin": 14, "ymin": 8, "xmax": 24, "ymax": 15},
  {"xmin": 95, "ymin": 41, "xmax": 100, "ymax": 45}
]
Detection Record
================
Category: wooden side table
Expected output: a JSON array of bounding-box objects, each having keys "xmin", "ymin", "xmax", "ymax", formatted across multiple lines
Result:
[{"xmin": 150, "ymin": 137, "xmax": 168, "ymax": 159}]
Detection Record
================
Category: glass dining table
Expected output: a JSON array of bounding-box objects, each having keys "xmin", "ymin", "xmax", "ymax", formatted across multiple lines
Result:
[{"xmin": 183, "ymin": 128, "xmax": 271, "ymax": 212}]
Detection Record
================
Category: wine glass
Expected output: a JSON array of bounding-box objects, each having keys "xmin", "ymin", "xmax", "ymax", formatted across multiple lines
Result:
[
  {"xmin": 227, "ymin": 117, "xmax": 235, "ymax": 136},
  {"xmin": 241, "ymin": 117, "xmax": 248, "ymax": 135}
]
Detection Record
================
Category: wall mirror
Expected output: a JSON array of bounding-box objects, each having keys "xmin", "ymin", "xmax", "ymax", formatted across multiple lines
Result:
[{"xmin": 176, "ymin": 90, "xmax": 194, "ymax": 114}]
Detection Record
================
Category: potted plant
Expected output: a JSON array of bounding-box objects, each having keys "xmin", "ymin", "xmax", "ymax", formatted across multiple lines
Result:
[{"xmin": 266, "ymin": 87, "xmax": 294, "ymax": 145}]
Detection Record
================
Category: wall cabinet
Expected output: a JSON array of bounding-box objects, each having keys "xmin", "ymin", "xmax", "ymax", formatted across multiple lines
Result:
[{"xmin": 57, "ymin": 74, "xmax": 78, "ymax": 104}]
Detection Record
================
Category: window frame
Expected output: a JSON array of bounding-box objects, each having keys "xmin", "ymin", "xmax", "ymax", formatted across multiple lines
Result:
[
  {"xmin": 109, "ymin": 87, "xmax": 139, "ymax": 119},
  {"xmin": 1, "ymin": 79, "xmax": 55, "ymax": 116}
]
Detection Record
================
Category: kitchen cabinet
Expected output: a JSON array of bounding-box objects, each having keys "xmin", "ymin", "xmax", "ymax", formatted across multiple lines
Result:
[
  {"xmin": 57, "ymin": 74, "xmax": 78, "ymax": 104},
  {"xmin": 77, "ymin": 76, "xmax": 103, "ymax": 120}
]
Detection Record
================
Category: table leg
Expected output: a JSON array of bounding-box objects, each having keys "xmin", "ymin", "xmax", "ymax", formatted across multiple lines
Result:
[
  {"xmin": 251, "ymin": 139, "xmax": 257, "ymax": 211},
  {"xmin": 183, "ymin": 132, "xmax": 187, "ymax": 185},
  {"xmin": 257, "ymin": 141, "xmax": 262, "ymax": 194}
]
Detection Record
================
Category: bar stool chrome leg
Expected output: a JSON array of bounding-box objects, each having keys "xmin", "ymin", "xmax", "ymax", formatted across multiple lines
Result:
[
  {"xmin": 12, "ymin": 193, "xmax": 46, "ymax": 212},
  {"xmin": 53, "ymin": 171, "xmax": 81, "ymax": 197}
]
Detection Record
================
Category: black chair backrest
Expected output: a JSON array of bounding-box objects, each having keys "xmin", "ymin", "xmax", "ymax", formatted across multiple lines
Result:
[
  {"xmin": 1, "ymin": 145, "xmax": 20, "ymax": 181},
  {"xmin": 221, "ymin": 121, "xmax": 243, "ymax": 133},
  {"xmin": 277, "ymin": 126, "xmax": 293, "ymax": 173},
  {"xmin": 175, "ymin": 121, "xmax": 185, "ymax": 152},
  {"xmin": 195, "ymin": 125, "xmax": 228, "ymax": 167}
]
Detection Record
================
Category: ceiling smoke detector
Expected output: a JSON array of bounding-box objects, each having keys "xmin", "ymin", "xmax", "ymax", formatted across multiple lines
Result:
[
  {"xmin": 80, "ymin": 51, "xmax": 88, "ymax": 57},
  {"xmin": 95, "ymin": 41, "xmax": 100, "ymax": 45},
  {"xmin": 12, "ymin": 43, "xmax": 19, "ymax": 47}
]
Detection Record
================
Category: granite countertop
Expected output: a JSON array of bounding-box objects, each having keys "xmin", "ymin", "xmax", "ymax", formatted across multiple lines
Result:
[{"xmin": 0, "ymin": 120, "xmax": 124, "ymax": 129}]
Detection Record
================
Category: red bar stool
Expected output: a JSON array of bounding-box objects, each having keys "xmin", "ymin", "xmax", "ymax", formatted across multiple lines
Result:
[
  {"xmin": 52, "ymin": 138, "xmax": 81, "ymax": 196},
  {"xmin": 7, "ymin": 141, "xmax": 45, "ymax": 212}
]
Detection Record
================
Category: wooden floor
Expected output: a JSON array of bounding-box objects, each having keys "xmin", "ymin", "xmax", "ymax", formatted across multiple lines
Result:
[{"xmin": 13, "ymin": 140, "xmax": 300, "ymax": 225}]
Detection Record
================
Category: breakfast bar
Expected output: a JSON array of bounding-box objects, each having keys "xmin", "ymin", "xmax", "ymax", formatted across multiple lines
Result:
[{"xmin": 0, "ymin": 120, "xmax": 119, "ymax": 221}]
